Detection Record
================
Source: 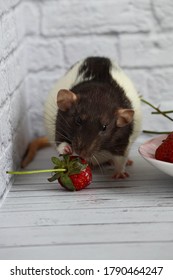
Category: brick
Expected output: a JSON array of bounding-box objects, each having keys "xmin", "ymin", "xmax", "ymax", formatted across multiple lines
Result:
[
  {"xmin": 25, "ymin": 70, "xmax": 66, "ymax": 137},
  {"xmin": 23, "ymin": 1, "xmax": 40, "ymax": 35},
  {"xmin": 0, "ymin": 164, "xmax": 7, "ymax": 200},
  {"xmin": 0, "ymin": 61, "xmax": 8, "ymax": 106},
  {"xmin": 124, "ymin": 68, "xmax": 150, "ymax": 99},
  {"xmin": 6, "ymin": 44, "xmax": 26, "ymax": 94},
  {"xmin": 12, "ymin": 115, "xmax": 31, "ymax": 162},
  {"xmin": 0, "ymin": 116, "xmax": 30, "ymax": 199},
  {"xmin": 41, "ymin": 0, "xmax": 152, "ymax": 36},
  {"xmin": 0, "ymin": 151, "xmax": 12, "ymax": 199},
  {"xmin": 25, "ymin": 71, "xmax": 62, "ymax": 137},
  {"xmin": 6, "ymin": 53, "xmax": 19, "ymax": 94},
  {"xmin": 148, "ymin": 68, "xmax": 173, "ymax": 103},
  {"xmin": 0, "ymin": 18, "xmax": 3, "ymax": 59},
  {"xmin": 0, "ymin": 143, "xmax": 15, "ymax": 199},
  {"xmin": 152, "ymin": 0, "xmax": 173, "ymax": 30},
  {"xmin": 64, "ymin": 36, "xmax": 119, "ymax": 66},
  {"xmin": 13, "ymin": 3, "xmax": 26, "ymax": 43},
  {"xmin": 120, "ymin": 34, "xmax": 173, "ymax": 67},
  {"xmin": 1, "ymin": 12, "xmax": 18, "ymax": 58},
  {"xmin": 26, "ymin": 72, "xmax": 60, "ymax": 104},
  {"xmin": 27, "ymin": 38, "xmax": 64, "ymax": 72},
  {"xmin": 0, "ymin": 2, "xmax": 25, "ymax": 50},
  {"xmin": 0, "ymin": 101, "xmax": 12, "ymax": 153},
  {"xmin": 0, "ymin": 0, "xmax": 21, "ymax": 16},
  {"xmin": 10, "ymin": 83, "xmax": 27, "ymax": 132}
]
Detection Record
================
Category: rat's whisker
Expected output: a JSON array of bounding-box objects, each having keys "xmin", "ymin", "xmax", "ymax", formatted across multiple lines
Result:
[
  {"xmin": 33, "ymin": 112, "xmax": 56, "ymax": 126},
  {"xmin": 92, "ymin": 154, "xmax": 104, "ymax": 175},
  {"xmin": 56, "ymin": 131, "xmax": 72, "ymax": 142},
  {"xmin": 57, "ymin": 126, "xmax": 72, "ymax": 139},
  {"xmin": 95, "ymin": 151, "xmax": 110, "ymax": 162},
  {"xmin": 58, "ymin": 112, "xmax": 71, "ymax": 128}
]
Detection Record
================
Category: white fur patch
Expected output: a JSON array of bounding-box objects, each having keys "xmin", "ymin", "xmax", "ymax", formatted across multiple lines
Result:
[{"xmin": 56, "ymin": 142, "xmax": 71, "ymax": 155}]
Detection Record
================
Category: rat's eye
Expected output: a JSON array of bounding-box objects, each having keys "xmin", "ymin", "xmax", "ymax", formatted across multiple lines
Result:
[
  {"xmin": 75, "ymin": 116, "xmax": 83, "ymax": 126},
  {"xmin": 102, "ymin": 125, "xmax": 107, "ymax": 131}
]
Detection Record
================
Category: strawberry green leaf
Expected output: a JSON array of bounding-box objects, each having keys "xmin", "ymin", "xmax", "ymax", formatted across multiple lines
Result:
[
  {"xmin": 59, "ymin": 174, "xmax": 75, "ymax": 191},
  {"xmin": 63, "ymin": 154, "xmax": 70, "ymax": 163},
  {"xmin": 68, "ymin": 165, "xmax": 87, "ymax": 176},
  {"xmin": 51, "ymin": 157, "xmax": 62, "ymax": 166},
  {"xmin": 47, "ymin": 173, "xmax": 60, "ymax": 182}
]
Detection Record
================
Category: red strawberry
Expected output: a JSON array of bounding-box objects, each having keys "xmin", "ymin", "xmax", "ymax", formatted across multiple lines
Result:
[
  {"xmin": 166, "ymin": 132, "xmax": 173, "ymax": 141},
  {"xmin": 48, "ymin": 155, "xmax": 92, "ymax": 191},
  {"xmin": 155, "ymin": 132, "xmax": 173, "ymax": 163}
]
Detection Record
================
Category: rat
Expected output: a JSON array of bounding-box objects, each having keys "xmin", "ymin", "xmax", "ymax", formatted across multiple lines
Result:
[{"xmin": 22, "ymin": 56, "xmax": 142, "ymax": 178}]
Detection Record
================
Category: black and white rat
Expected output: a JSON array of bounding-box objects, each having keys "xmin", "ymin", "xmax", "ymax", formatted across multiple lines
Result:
[{"xmin": 43, "ymin": 56, "xmax": 142, "ymax": 178}]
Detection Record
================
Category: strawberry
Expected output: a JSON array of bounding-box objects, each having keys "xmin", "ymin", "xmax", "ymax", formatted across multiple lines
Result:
[
  {"xmin": 48, "ymin": 155, "xmax": 92, "ymax": 191},
  {"xmin": 155, "ymin": 132, "xmax": 173, "ymax": 163},
  {"xmin": 166, "ymin": 132, "xmax": 173, "ymax": 141}
]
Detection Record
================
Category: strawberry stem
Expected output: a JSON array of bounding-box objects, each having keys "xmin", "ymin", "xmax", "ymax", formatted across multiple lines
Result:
[
  {"xmin": 6, "ymin": 169, "xmax": 66, "ymax": 175},
  {"xmin": 141, "ymin": 98, "xmax": 173, "ymax": 122},
  {"xmin": 143, "ymin": 130, "xmax": 171, "ymax": 134},
  {"xmin": 152, "ymin": 110, "xmax": 173, "ymax": 115}
]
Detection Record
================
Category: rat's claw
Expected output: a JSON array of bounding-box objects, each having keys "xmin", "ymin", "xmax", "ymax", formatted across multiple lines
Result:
[
  {"xmin": 57, "ymin": 142, "xmax": 73, "ymax": 155},
  {"xmin": 64, "ymin": 145, "xmax": 72, "ymax": 154},
  {"xmin": 112, "ymin": 172, "xmax": 129, "ymax": 179},
  {"xmin": 126, "ymin": 159, "xmax": 133, "ymax": 166}
]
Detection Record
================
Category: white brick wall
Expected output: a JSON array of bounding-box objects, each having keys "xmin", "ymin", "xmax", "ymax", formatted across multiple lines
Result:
[
  {"xmin": 1, "ymin": 0, "xmax": 173, "ymax": 201},
  {"xmin": 0, "ymin": 0, "xmax": 30, "ymax": 202}
]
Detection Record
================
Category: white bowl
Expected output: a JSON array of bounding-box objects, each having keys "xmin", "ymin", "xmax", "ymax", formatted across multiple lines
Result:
[{"xmin": 139, "ymin": 134, "xmax": 173, "ymax": 177}]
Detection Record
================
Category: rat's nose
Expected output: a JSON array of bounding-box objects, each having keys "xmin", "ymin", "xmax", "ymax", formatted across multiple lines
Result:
[
  {"xmin": 75, "ymin": 148, "xmax": 88, "ymax": 159},
  {"xmin": 73, "ymin": 142, "xmax": 90, "ymax": 159},
  {"xmin": 79, "ymin": 151, "xmax": 88, "ymax": 159}
]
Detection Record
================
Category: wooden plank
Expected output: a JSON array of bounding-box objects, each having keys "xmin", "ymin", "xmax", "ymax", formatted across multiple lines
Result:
[
  {"xmin": 8, "ymin": 189, "xmax": 173, "ymax": 202},
  {"xmin": 0, "ymin": 207, "xmax": 173, "ymax": 228},
  {"xmin": 9, "ymin": 171, "xmax": 173, "ymax": 196},
  {"xmin": 11, "ymin": 176, "xmax": 173, "ymax": 190},
  {"xmin": 2, "ymin": 193, "xmax": 173, "ymax": 212},
  {"xmin": 0, "ymin": 223, "xmax": 173, "ymax": 249},
  {"xmin": 0, "ymin": 242, "xmax": 172, "ymax": 260}
]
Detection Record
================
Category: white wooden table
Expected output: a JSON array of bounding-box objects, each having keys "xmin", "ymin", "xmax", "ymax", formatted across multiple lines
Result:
[{"xmin": 0, "ymin": 143, "xmax": 173, "ymax": 260}]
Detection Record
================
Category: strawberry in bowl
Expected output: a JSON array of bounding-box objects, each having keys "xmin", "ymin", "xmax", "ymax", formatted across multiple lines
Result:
[
  {"xmin": 155, "ymin": 132, "xmax": 173, "ymax": 163},
  {"xmin": 139, "ymin": 133, "xmax": 173, "ymax": 177}
]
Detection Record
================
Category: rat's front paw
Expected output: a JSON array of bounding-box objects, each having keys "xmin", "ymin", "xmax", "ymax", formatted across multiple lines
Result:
[
  {"xmin": 63, "ymin": 145, "xmax": 72, "ymax": 154},
  {"xmin": 112, "ymin": 171, "xmax": 129, "ymax": 179},
  {"xmin": 126, "ymin": 159, "xmax": 133, "ymax": 166},
  {"xmin": 57, "ymin": 142, "xmax": 73, "ymax": 155}
]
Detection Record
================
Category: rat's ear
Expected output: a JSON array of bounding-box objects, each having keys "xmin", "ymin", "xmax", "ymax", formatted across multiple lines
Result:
[
  {"xmin": 57, "ymin": 89, "xmax": 77, "ymax": 111},
  {"xmin": 116, "ymin": 109, "xmax": 134, "ymax": 127}
]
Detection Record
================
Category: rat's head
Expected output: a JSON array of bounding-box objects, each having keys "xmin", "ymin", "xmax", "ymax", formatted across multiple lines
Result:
[{"xmin": 56, "ymin": 83, "xmax": 134, "ymax": 161}]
